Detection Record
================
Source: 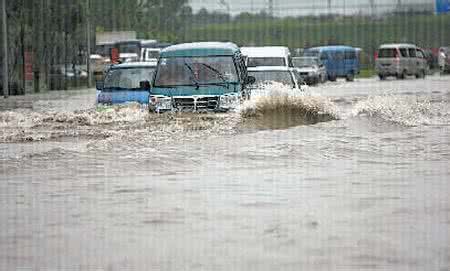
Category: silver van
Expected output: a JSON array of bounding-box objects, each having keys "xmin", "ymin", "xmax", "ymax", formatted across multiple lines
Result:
[{"xmin": 375, "ymin": 44, "xmax": 428, "ymax": 80}]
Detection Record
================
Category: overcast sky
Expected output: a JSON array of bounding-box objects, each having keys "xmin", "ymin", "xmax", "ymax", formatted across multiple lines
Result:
[{"xmin": 189, "ymin": 0, "xmax": 435, "ymax": 16}]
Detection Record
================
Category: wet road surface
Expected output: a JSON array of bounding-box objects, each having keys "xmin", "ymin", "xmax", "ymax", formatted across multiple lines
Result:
[{"xmin": 1, "ymin": 76, "xmax": 450, "ymax": 270}]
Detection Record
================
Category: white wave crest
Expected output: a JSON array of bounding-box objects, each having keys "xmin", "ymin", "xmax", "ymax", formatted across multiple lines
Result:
[{"xmin": 352, "ymin": 95, "xmax": 448, "ymax": 126}]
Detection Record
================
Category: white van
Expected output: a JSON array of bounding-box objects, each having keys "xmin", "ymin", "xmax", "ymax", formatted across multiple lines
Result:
[
  {"xmin": 140, "ymin": 48, "xmax": 161, "ymax": 65},
  {"xmin": 241, "ymin": 46, "xmax": 293, "ymax": 68},
  {"xmin": 375, "ymin": 44, "xmax": 428, "ymax": 80},
  {"xmin": 247, "ymin": 66, "xmax": 306, "ymax": 91}
]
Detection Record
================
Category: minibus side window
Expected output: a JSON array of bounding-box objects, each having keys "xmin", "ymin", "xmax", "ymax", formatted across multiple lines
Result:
[
  {"xmin": 408, "ymin": 48, "xmax": 417, "ymax": 58},
  {"xmin": 400, "ymin": 48, "xmax": 408, "ymax": 57}
]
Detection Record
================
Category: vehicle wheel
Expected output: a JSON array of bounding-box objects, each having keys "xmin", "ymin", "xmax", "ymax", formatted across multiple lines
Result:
[
  {"xmin": 328, "ymin": 75, "xmax": 337, "ymax": 82},
  {"xmin": 397, "ymin": 70, "xmax": 406, "ymax": 80},
  {"xmin": 346, "ymin": 72, "xmax": 355, "ymax": 82},
  {"xmin": 378, "ymin": 74, "xmax": 386, "ymax": 80}
]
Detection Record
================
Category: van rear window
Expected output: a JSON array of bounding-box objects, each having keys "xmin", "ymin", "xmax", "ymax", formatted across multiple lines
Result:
[
  {"xmin": 247, "ymin": 57, "xmax": 286, "ymax": 67},
  {"xmin": 378, "ymin": 49, "xmax": 397, "ymax": 58}
]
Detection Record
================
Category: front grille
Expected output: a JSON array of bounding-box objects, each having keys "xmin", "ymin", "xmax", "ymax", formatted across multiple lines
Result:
[
  {"xmin": 173, "ymin": 96, "xmax": 219, "ymax": 111},
  {"xmin": 196, "ymin": 97, "xmax": 219, "ymax": 110},
  {"xmin": 174, "ymin": 97, "xmax": 195, "ymax": 109}
]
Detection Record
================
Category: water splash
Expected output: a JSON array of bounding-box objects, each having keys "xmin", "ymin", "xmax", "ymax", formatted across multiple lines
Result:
[
  {"xmin": 240, "ymin": 82, "xmax": 339, "ymax": 126},
  {"xmin": 352, "ymin": 95, "xmax": 449, "ymax": 127}
]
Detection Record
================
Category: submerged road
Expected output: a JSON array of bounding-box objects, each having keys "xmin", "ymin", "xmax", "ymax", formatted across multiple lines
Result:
[{"xmin": 1, "ymin": 75, "xmax": 450, "ymax": 270}]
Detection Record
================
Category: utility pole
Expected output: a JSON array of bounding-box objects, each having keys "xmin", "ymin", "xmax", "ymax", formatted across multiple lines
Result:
[
  {"xmin": 369, "ymin": 0, "xmax": 375, "ymax": 17},
  {"xmin": 86, "ymin": 0, "xmax": 92, "ymax": 87},
  {"xmin": 268, "ymin": 0, "xmax": 274, "ymax": 17},
  {"xmin": 397, "ymin": 0, "xmax": 402, "ymax": 12},
  {"xmin": 218, "ymin": 0, "xmax": 230, "ymax": 15},
  {"xmin": 327, "ymin": 0, "xmax": 331, "ymax": 15},
  {"xmin": 2, "ymin": 0, "xmax": 8, "ymax": 98}
]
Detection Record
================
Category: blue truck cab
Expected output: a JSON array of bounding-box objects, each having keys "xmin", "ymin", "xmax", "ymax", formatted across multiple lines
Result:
[
  {"xmin": 96, "ymin": 62, "xmax": 156, "ymax": 105},
  {"xmin": 304, "ymin": 46, "xmax": 359, "ymax": 82},
  {"xmin": 149, "ymin": 42, "xmax": 254, "ymax": 112}
]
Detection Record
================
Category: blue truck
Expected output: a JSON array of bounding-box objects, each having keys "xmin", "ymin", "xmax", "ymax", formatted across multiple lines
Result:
[{"xmin": 304, "ymin": 46, "xmax": 360, "ymax": 82}]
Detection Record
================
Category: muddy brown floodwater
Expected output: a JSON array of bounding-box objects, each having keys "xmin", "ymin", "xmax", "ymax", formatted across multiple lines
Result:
[{"xmin": 1, "ymin": 77, "xmax": 450, "ymax": 271}]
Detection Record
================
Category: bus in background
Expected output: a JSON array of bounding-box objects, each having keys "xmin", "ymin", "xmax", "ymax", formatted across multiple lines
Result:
[{"xmin": 304, "ymin": 46, "xmax": 360, "ymax": 82}]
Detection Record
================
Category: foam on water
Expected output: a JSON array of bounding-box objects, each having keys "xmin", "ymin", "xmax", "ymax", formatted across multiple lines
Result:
[
  {"xmin": 0, "ymin": 102, "xmax": 242, "ymax": 147},
  {"xmin": 352, "ymin": 94, "xmax": 450, "ymax": 127},
  {"xmin": 2, "ymin": 85, "xmax": 448, "ymax": 145}
]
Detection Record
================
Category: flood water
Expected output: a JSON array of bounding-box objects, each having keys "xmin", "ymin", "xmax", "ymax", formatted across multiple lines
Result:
[{"xmin": 1, "ymin": 76, "xmax": 450, "ymax": 270}]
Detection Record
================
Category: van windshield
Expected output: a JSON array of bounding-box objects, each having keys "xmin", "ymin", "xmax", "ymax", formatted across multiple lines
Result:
[
  {"xmin": 104, "ymin": 67, "xmax": 155, "ymax": 90},
  {"xmin": 154, "ymin": 56, "xmax": 238, "ymax": 87},
  {"xmin": 247, "ymin": 57, "xmax": 286, "ymax": 67},
  {"xmin": 248, "ymin": 70, "xmax": 295, "ymax": 88},
  {"xmin": 378, "ymin": 49, "xmax": 398, "ymax": 58}
]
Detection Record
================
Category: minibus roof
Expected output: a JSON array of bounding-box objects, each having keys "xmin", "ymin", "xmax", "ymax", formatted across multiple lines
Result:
[{"xmin": 160, "ymin": 42, "xmax": 240, "ymax": 58}]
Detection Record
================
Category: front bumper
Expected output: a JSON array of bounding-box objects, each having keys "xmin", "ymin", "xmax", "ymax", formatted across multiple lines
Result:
[{"xmin": 149, "ymin": 93, "xmax": 240, "ymax": 113}]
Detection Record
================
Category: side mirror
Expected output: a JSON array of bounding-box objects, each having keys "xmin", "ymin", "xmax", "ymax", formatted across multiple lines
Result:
[
  {"xmin": 96, "ymin": 81, "xmax": 104, "ymax": 90},
  {"xmin": 245, "ymin": 76, "xmax": 256, "ymax": 85},
  {"xmin": 139, "ymin": 80, "xmax": 151, "ymax": 91}
]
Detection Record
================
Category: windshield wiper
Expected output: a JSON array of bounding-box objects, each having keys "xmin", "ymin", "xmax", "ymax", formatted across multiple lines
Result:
[
  {"xmin": 184, "ymin": 62, "xmax": 200, "ymax": 89},
  {"xmin": 198, "ymin": 63, "xmax": 229, "ymax": 89}
]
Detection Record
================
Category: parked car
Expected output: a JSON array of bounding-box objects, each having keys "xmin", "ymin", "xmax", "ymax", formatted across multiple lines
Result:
[
  {"xmin": 292, "ymin": 56, "xmax": 327, "ymax": 85},
  {"xmin": 304, "ymin": 46, "xmax": 360, "ymax": 82},
  {"xmin": 149, "ymin": 42, "xmax": 255, "ymax": 112},
  {"xmin": 247, "ymin": 66, "xmax": 305, "ymax": 91},
  {"xmin": 241, "ymin": 46, "xmax": 293, "ymax": 68},
  {"xmin": 375, "ymin": 44, "xmax": 428, "ymax": 80},
  {"xmin": 438, "ymin": 46, "xmax": 450, "ymax": 74},
  {"xmin": 96, "ymin": 62, "xmax": 156, "ymax": 105}
]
